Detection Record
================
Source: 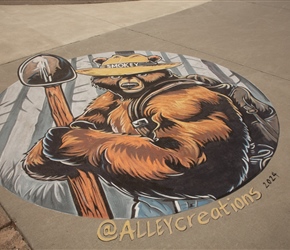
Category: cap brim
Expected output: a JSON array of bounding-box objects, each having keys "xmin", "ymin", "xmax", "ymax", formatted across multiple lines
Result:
[{"xmin": 76, "ymin": 63, "xmax": 181, "ymax": 76}]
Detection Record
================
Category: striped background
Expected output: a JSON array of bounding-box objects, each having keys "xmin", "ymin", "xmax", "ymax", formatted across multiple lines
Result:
[{"xmin": 0, "ymin": 51, "xmax": 272, "ymax": 218}]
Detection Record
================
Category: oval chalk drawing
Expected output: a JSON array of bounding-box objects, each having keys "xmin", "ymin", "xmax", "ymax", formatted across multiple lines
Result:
[{"xmin": 0, "ymin": 51, "xmax": 279, "ymax": 219}]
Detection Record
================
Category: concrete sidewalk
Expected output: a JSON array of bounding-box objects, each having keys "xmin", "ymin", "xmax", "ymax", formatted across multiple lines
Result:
[
  {"xmin": 0, "ymin": 0, "xmax": 290, "ymax": 249},
  {"xmin": 0, "ymin": 0, "xmax": 136, "ymax": 5}
]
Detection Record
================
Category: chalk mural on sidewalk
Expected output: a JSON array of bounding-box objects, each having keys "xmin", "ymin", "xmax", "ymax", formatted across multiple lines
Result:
[{"xmin": 0, "ymin": 51, "xmax": 279, "ymax": 219}]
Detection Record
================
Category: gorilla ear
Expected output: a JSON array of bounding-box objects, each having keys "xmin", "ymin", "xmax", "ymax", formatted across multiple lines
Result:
[
  {"xmin": 148, "ymin": 55, "xmax": 161, "ymax": 63},
  {"xmin": 93, "ymin": 57, "xmax": 108, "ymax": 65}
]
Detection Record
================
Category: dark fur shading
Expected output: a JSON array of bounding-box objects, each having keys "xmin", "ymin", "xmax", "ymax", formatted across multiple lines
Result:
[{"xmin": 23, "ymin": 71, "xmax": 252, "ymax": 201}]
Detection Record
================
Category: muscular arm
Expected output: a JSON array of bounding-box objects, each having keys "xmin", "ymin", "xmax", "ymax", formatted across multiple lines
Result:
[
  {"xmin": 23, "ymin": 85, "xmax": 239, "ymax": 184},
  {"xmin": 23, "ymin": 91, "xmax": 120, "ymax": 180},
  {"xmin": 26, "ymin": 86, "xmax": 235, "ymax": 182}
]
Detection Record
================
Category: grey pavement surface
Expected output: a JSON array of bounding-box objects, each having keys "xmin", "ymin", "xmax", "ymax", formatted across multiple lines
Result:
[{"xmin": 0, "ymin": 0, "xmax": 290, "ymax": 249}]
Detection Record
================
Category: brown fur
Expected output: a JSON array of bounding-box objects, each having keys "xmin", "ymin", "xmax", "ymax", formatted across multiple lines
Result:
[
  {"xmin": 23, "ymin": 70, "xmax": 249, "ymax": 199},
  {"xmin": 25, "ymin": 85, "xmax": 236, "ymax": 180}
]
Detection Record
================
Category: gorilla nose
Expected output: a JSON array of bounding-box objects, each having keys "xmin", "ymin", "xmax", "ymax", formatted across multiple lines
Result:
[{"xmin": 121, "ymin": 82, "xmax": 139, "ymax": 89}]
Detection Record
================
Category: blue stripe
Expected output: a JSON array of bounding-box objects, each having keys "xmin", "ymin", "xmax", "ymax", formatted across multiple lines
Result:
[
  {"xmin": 0, "ymin": 86, "xmax": 30, "ymax": 155},
  {"xmin": 178, "ymin": 54, "xmax": 196, "ymax": 75},
  {"xmin": 202, "ymin": 59, "xmax": 237, "ymax": 86},
  {"xmin": 87, "ymin": 54, "xmax": 95, "ymax": 67},
  {"xmin": 161, "ymin": 52, "xmax": 181, "ymax": 76},
  {"xmin": 0, "ymin": 89, "xmax": 7, "ymax": 105},
  {"xmin": 28, "ymin": 96, "xmax": 54, "ymax": 150}
]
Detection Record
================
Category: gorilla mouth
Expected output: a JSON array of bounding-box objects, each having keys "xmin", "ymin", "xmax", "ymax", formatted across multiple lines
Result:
[{"xmin": 121, "ymin": 82, "xmax": 140, "ymax": 90}]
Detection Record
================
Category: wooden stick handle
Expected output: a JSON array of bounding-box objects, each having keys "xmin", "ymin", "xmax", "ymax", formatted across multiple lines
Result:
[
  {"xmin": 45, "ymin": 85, "xmax": 112, "ymax": 218},
  {"xmin": 45, "ymin": 86, "xmax": 74, "ymax": 127},
  {"xmin": 68, "ymin": 171, "xmax": 112, "ymax": 218}
]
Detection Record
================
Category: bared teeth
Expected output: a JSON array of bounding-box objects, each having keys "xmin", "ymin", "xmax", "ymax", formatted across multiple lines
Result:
[{"xmin": 121, "ymin": 82, "xmax": 139, "ymax": 89}]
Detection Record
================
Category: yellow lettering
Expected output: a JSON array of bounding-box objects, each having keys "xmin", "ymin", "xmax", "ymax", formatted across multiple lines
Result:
[
  {"xmin": 175, "ymin": 217, "xmax": 187, "ymax": 231},
  {"xmin": 97, "ymin": 220, "xmax": 118, "ymax": 242},
  {"xmin": 119, "ymin": 220, "xmax": 135, "ymax": 241},
  {"xmin": 218, "ymin": 200, "xmax": 231, "ymax": 215},
  {"xmin": 197, "ymin": 211, "xmax": 210, "ymax": 225},
  {"xmin": 147, "ymin": 221, "xmax": 156, "ymax": 238},
  {"xmin": 156, "ymin": 219, "xmax": 164, "ymax": 236},
  {"xmin": 163, "ymin": 217, "xmax": 173, "ymax": 235},
  {"xmin": 210, "ymin": 207, "xmax": 223, "ymax": 220},
  {"xmin": 230, "ymin": 202, "xmax": 238, "ymax": 212},
  {"xmin": 249, "ymin": 187, "xmax": 262, "ymax": 200},
  {"xmin": 234, "ymin": 198, "xmax": 245, "ymax": 210},
  {"xmin": 187, "ymin": 213, "xmax": 196, "ymax": 227},
  {"xmin": 136, "ymin": 221, "xmax": 146, "ymax": 239},
  {"xmin": 241, "ymin": 193, "xmax": 254, "ymax": 206}
]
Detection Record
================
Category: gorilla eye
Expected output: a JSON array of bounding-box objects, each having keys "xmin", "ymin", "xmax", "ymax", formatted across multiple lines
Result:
[
  {"xmin": 111, "ymin": 76, "xmax": 121, "ymax": 79},
  {"xmin": 137, "ymin": 73, "xmax": 148, "ymax": 77}
]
